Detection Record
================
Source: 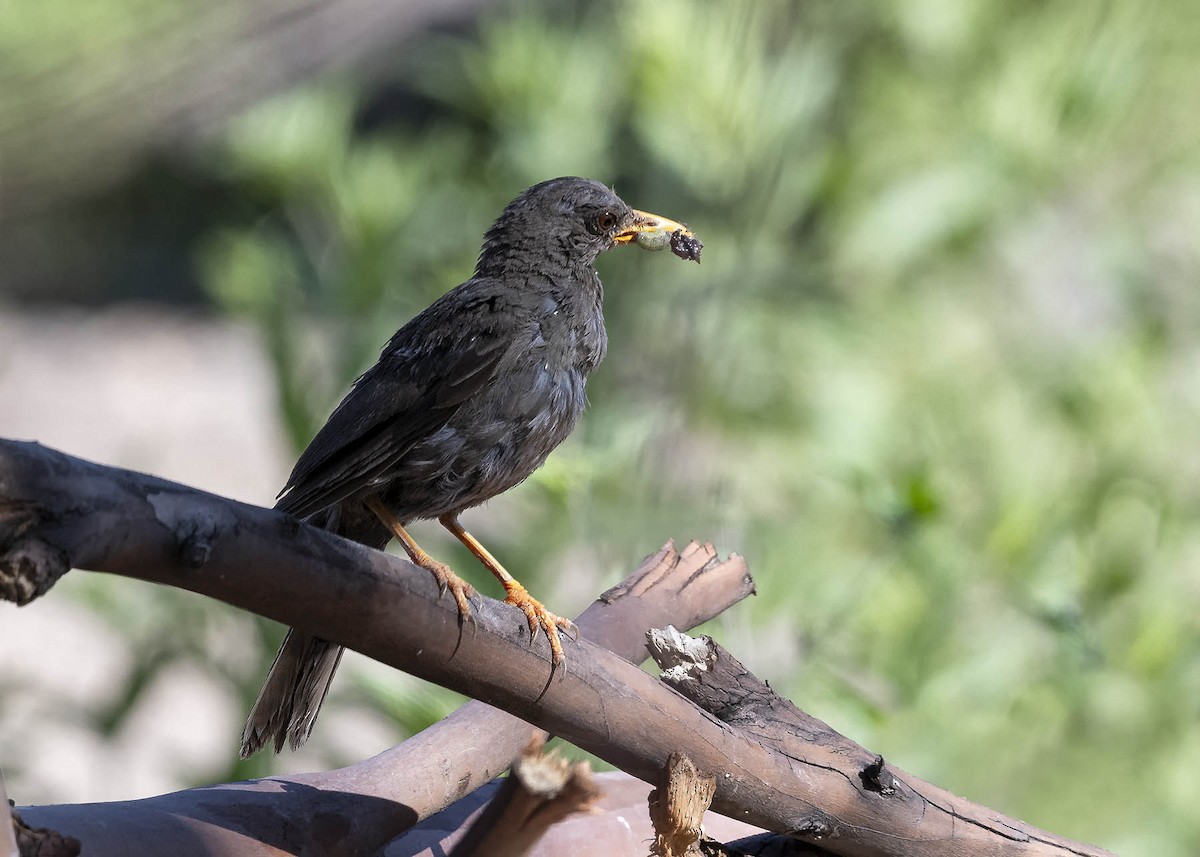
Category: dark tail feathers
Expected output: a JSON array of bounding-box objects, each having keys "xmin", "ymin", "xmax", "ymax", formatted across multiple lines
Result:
[
  {"xmin": 240, "ymin": 502, "xmax": 391, "ymax": 758},
  {"xmin": 240, "ymin": 629, "xmax": 345, "ymax": 758}
]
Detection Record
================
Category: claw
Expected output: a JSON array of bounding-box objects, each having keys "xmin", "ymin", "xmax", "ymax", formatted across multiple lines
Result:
[
  {"xmin": 522, "ymin": 602, "xmax": 542, "ymax": 642},
  {"xmin": 424, "ymin": 560, "xmax": 476, "ymax": 621},
  {"xmin": 503, "ymin": 583, "xmax": 570, "ymax": 665},
  {"xmin": 559, "ymin": 617, "xmax": 580, "ymax": 643}
]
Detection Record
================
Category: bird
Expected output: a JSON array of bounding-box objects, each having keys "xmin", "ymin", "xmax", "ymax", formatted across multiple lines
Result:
[{"xmin": 240, "ymin": 176, "xmax": 700, "ymax": 757}]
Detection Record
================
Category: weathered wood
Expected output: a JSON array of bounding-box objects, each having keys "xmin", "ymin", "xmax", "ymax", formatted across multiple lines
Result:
[
  {"xmin": 1, "ymin": 440, "xmax": 1114, "ymax": 856},
  {"xmin": 647, "ymin": 627, "xmax": 1111, "ymax": 857},
  {"xmin": 3, "ymin": 771, "xmax": 79, "ymax": 857},
  {"xmin": 449, "ymin": 735, "xmax": 600, "ymax": 857},
  {"xmin": 2, "ymin": 440, "xmax": 753, "ymax": 856},
  {"xmin": 649, "ymin": 753, "xmax": 716, "ymax": 857},
  {"xmin": 295, "ymin": 538, "xmax": 754, "ymax": 830},
  {"xmin": 383, "ymin": 771, "xmax": 777, "ymax": 856}
]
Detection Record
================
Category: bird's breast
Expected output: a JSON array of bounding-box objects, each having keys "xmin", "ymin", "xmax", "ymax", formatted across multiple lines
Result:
[
  {"xmin": 533, "ymin": 289, "xmax": 607, "ymax": 376},
  {"xmin": 380, "ymin": 284, "xmax": 604, "ymax": 519}
]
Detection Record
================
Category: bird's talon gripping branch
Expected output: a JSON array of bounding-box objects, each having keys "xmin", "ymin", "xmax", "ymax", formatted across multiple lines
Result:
[
  {"xmin": 522, "ymin": 606, "xmax": 542, "ymax": 643},
  {"xmin": 417, "ymin": 556, "xmax": 477, "ymax": 621},
  {"xmin": 438, "ymin": 513, "xmax": 573, "ymax": 665},
  {"xmin": 502, "ymin": 582, "xmax": 571, "ymax": 665},
  {"xmin": 365, "ymin": 497, "xmax": 477, "ymax": 620}
]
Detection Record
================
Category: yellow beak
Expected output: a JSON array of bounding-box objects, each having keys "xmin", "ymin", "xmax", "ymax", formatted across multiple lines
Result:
[{"xmin": 612, "ymin": 209, "xmax": 697, "ymax": 247}]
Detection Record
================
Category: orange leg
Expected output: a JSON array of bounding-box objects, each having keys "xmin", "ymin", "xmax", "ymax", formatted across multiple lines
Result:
[
  {"xmin": 365, "ymin": 497, "xmax": 476, "ymax": 618},
  {"xmin": 439, "ymin": 513, "xmax": 576, "ymax": 665}
]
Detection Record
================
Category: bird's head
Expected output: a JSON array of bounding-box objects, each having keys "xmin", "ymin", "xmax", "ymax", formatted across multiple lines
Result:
[{"xmin": 475, "ymin": 177, "xmax": 699, "ymax": 276}]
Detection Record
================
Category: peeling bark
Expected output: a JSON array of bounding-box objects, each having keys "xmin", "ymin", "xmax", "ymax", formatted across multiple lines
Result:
[
  {"xmin": 649, "ymin": 753, "xmax": 715, "ymax": 857},
  {"xmin": 646, "ymin": 627, "xmax": 1110, "ymax": 857}
]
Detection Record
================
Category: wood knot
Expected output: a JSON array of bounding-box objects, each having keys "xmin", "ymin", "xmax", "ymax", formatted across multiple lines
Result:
[
  {"xmin": 0, "ymin": 502, "xmax": 70, "ymax": 605},
  {"xmin": 789, "ymin": 813, "xmax": 835, "ymax": 839},
  {"xmin": 859, "ymin": 754, "xmax": 898, "ymax": 796},
  {"xmin": 178, "ymin": 527, "xmax": 214, "ymax": 568}
]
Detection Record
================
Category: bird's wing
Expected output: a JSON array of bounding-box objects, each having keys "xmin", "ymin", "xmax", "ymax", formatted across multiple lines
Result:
[{"xmin": 275, "ymin": 287, "xmax": 519, "ymax": 519}]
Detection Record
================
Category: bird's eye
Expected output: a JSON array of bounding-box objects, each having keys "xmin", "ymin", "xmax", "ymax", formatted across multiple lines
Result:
[{"xmin": 593, "ymin": 211, "xmax": 617, "ymax": 233}]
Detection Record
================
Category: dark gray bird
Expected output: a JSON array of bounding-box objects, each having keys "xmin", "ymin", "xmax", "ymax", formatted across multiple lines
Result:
[{"xmin": 240, "ymin": 177, "xmax": 700, "ymax": 757}]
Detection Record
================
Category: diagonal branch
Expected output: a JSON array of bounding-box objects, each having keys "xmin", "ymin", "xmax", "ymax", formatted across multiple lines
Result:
[
  {"xmin": 0, "ymin": 440, "xmax": 1113, "ymax": 856},
  {"xmin": 4, "ymin": 444, "xmax": 752, "ymax": 855},
  {"xmin": 297, "ymin": 538, "xmax": 753, "ymax": 830}
]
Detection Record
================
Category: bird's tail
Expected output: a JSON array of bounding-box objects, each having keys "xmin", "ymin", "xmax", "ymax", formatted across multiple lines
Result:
[
  {"xmin": 239, "ymin": 502, "xmax": 391, "ymax": 758},
  {"xmin": 240, "ymin": 629, "xmax": 344, "ymax": 758}
]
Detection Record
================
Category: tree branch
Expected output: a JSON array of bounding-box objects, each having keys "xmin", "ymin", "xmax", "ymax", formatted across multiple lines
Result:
[
  {"xmin": 382, "ymin": 770, "xmax": 789, "ymax": 856},
  {"xmin": 645, "ymin": 627, "xmax": 1112, "ymax": 857},
  {"xmin": 649, "ymin": 753, "xmax": 716, "ymax": 857},
  {"xmin": 448, "ymin": 734, "xmax": 600, "ymax": 857},
  {"xmin": 0, "ymin": 440, "xmax": 1113, "ymax": 856},
  {"xmin": 4, "ymin": 770, "xmax": 79, "ymax": 857},
  {"xmin": 6, "ymin": 468, "xmax": 752, "ymax": 854},
  {"xmin": 294, "ymin": 537, "xmax": 753, "ymax": 829}
]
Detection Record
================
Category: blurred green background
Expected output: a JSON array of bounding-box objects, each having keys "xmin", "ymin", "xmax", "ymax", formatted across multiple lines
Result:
[{"xmin": 2, "ymin": 1, "xmax": 1199, "ymax": 854}]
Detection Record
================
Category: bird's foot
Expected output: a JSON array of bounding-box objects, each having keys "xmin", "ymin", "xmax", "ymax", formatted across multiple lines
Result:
[
  {"xmin": 502, "ymin": 582, "xmax": 576, "ymax": 665},
  {"xmin": 423, "ymin": 559, "xmax": 477, "ymax": 619}
]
